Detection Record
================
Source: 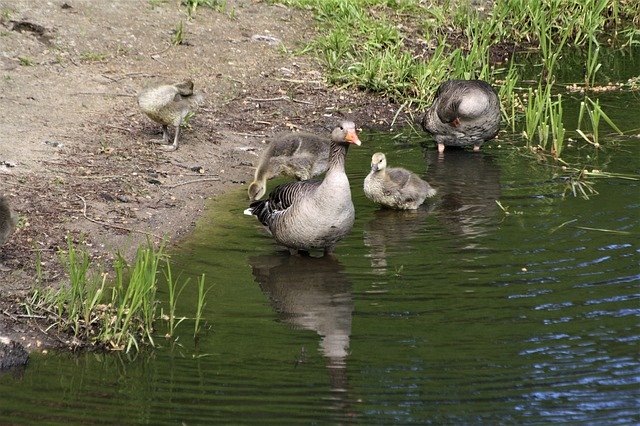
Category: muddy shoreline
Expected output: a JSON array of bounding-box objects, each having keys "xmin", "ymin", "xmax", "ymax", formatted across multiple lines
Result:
[{"xmin": 0, "ymin": 0, "xmax": 406, "ymax": 354}]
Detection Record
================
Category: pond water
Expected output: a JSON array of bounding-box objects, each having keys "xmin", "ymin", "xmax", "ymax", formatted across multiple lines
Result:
[{"xmin": 1, "ymin": 58, "xmax": 639, "ymax": 423}]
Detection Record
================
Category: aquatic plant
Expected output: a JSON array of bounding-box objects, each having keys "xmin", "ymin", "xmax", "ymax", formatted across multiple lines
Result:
[
  {"xmin": 576, "ymin": 96, "xmax": 623, "ymax": 147},
  {"xmin": 194, "ymin": 273, "xmax": 209, "ymax": 340},
  {"xmin": 584, "ymin": 37, "xmax": 602, "ymax": 88},
  {"xmin": 25, "ymin": 238, "xmax": 209, "ymax": 352}
]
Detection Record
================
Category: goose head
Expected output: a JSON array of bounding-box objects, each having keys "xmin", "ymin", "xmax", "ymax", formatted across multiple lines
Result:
[
  {"xmin": 248, "ymin": 181, "xmax": 265, "ymax": 201},
  {"xmin": 331, "ymin": 121, "xmax": 361, "ymax": 146},
  {"xmin": 370, "ymin": 152, "xmax": 387, "ymax": 173}
]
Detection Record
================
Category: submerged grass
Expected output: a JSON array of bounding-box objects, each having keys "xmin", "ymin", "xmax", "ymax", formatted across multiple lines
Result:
[{"xmin": 25, "ymin": 238, "xmax": 211, "ymax": 352}]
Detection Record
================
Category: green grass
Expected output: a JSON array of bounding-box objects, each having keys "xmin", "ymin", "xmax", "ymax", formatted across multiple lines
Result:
[
  {"xmin": 24, "ymin": 238, "xmax": 211, "ymax": 353},
  {"xmin": 80, "ymin": 51, "xmax": 108, "ymax": 62},
  {"xmin": 278, "ymin": 0, "xmax": 636, "ymax": 165},
  {"xmin": 171, "ymin": 20, "xmax": 185, "ymax": 45},
  {"xmin": 18, "ymin": 57, "xmax": 34, "ymax": 66}
]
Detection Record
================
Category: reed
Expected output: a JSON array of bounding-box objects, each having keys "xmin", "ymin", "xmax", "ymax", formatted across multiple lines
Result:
[
  {"xmin": 549, "ymin": 94, "xmax": 565, "ymax": 158},
  {"xmin": 584, "ymin": 37, "xmax": 601, "ymax": 88},
  {"xmin": 164, "ymin": 260, "xmax": 186, "ymax": 338},
  {"xmin": 24, "ymin": 239, "xmax": 210, "ymax": 352},
  {"xmin": 576, "ymin": 97, "xmax": 623, "ymax": 147},
  {"xmin": 194, "ymin": 273, "xmax": 209, "ymax": 340}
]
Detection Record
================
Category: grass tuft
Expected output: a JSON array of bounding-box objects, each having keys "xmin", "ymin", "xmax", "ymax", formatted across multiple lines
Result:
[{"xmin": 25, "ymin": 238, "xmax": 210, "ymax": 353}]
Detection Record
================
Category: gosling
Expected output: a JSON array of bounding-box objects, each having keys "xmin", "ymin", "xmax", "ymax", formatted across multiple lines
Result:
[
  {"xmin": 0, "ymin": 196, "xmax": 17, "ymax": 246},
  {"xmin": 248, "ymin": 131, "xmax": 330, "ymax": 201},
  {"xmin": 363, "ymin": 153, "xmax": 436, "ymax": 210},
  {"xmin": 138, "ymin": 80, "xmax": 204, "ymax": 151}
]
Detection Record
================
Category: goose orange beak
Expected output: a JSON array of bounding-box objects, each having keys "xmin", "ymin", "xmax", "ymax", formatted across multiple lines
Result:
[{"xmin": 345, "ymin": 129, "xmax": 361, "ymax": 146}]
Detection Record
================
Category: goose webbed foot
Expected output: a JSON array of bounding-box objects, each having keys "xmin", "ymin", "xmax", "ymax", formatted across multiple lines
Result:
[
  {"xmin": 159, "ymin": 125, "xmax": 180, "ymax": 151},
  {"xmin": 288, "ymin": 248, "xmax": 311, "ymax": 257}
]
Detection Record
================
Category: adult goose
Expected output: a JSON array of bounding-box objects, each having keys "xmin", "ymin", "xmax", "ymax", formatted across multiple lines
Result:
[
  {"xmin": 421, "ymin": 79, "xmax": 500, "ymax": 153},
  {"xmin": 138, "ymin": 80, "xmax": 204, "ymax": 151},
  {"xmin": 0, "ymin": 196, "xmax": 17, "ymax": 246},
  {"xmin": 248, "ymin": 131, "xmax": 330, "ymax": 201},
  {"xmin": 364, "ymin": 152, "xmax": 437, "ymax": 210},
  {"xmin": 244, "ymin": 121, "xmax": 361, "ymax": 256}
]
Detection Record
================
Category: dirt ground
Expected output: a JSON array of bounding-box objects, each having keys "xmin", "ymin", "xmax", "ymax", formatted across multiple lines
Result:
[{"xmin": 0, "ymin": 0, "xmax": 405, "ymax": 352}]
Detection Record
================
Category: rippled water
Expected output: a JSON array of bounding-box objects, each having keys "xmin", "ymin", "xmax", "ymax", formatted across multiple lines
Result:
[{"xmin": 2, "ymin": 68, "xmax": 639, "ymax": 424}]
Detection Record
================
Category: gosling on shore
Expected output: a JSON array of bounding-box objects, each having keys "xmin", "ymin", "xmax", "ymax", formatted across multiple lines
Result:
[
  {"xmin": 0, "ymin": 196, "xmax": 17, "ymax": 246},
  {"xmin": 138, "ymin": 80, "xmax": 204, "ymax": 151}
]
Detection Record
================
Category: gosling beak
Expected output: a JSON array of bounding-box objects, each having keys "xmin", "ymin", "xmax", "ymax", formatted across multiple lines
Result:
[
  {"xmin": 371, "ymin": 163, "xmax": 379, "ymax": 172},
  {"xmin": 345, "ymin": 129, "xmax": 361, "ymax": 146}
]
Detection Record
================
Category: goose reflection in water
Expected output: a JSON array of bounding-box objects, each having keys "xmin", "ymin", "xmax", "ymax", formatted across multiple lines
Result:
[
  {"xmin": 363, "ymin": 208, "xmax": 433, "ymax": 274},
  {"xmin": 249, "ymin": 254, "xmax": 353, "ymax": 394},
  {"xmin": 424, "ymin": 149, "xmax": 501, "ymax": 241}
]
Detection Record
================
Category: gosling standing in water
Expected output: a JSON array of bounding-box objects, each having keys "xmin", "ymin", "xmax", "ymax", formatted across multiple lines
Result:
[
  {"xmin": 248, "ymin": 131, "xmax": 330, "ymax": 201},
  {"xmin": 364, "ymin": 153, "xmax": 436, "ymax": 210},
  {"xmin": 421, "ymin": 79, "xmax": 500, "ymax": 153},
  {"xmin": 138, "ymin": 80, "xmax": 204, "ymax": 151},
  {"xmin": 0, "ymin": 196, "xmax": 17, "ymax": 252}
]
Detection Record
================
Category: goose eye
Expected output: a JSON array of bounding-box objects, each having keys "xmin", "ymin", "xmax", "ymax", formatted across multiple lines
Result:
[{"xmin": 339, "ymin": 126, "xmax": 343, "ymax": 130}]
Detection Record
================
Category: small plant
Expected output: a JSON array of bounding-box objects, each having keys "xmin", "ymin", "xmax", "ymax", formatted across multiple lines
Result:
[
  {"xmin": 576, "ymin": 97, "xmax": 623, "ymax": 147},
  {"xmin": 496, "ymin": 200, "xmax": 523, "ymax": 216},
  {"xmin": 171, "ymin": 20, "xmax": 185, "ymax": 45},
  {"xmin": 148, "ymin": 0, "xmax": 167, "ymax": 8},
  {"xmin": 584, "ymin": 37, "xmax": 601, "ymax": 88},
  {"xmin": 182, "ymin": 0, "xmax": 220, "ymax": 18},
  {"xmin": 18, "ymin": 57, "xmax": 33, "ymax": 66},
  {"xmin": 80, "ymin": 51, "xmax": 107, "ymax": 62},
  {"xmin": 549, "ymin": 94, "xmax": 565, "ymax": 158},
  {"xmin": 164, "ymin": 261, "xmax": 186, "ymax": 338},
  {"xmin": 564, "ymin": 169, "xmax": 598, "ymax": 200},
  {"xmin": 194, "ymin": 273, "xmax": 209, "ymax": 340}
]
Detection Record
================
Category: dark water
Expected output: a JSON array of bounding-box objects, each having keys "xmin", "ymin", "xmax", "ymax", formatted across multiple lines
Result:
[{"xmin": 1, "ymin": 65, "xmax": 639, "ymax": 424}]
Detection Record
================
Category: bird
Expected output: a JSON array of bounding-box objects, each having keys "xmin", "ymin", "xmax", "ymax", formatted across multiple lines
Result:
[
  {"xmin": 421, "ymin": 79, "xmax": 500, "ymax": 153},
  {"xmin": 247, "ymin": 131, "xmax": 330, "ymax": 201},
  {"xmin": 244, "ymin": 121, "xmax": 361, "ymax": 256},
  {"xmin": 0, "ymin": 196, "xmax": 17, "ymax": 247},
  {"xmin": 137, "ymin": 80, "xmax": 204, "ymax": 151},
  {"xmin": 363, "ymin": 152, "xmax": 436, "ymax": 210}
]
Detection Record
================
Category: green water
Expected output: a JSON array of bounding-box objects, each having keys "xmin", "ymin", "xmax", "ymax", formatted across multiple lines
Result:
[{"xmin": 1, "ymin": 58, "xmax": 639, "ymax": 423}]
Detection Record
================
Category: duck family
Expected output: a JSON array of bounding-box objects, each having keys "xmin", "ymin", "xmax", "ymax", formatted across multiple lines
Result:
[
  {"xmin": 244, "ymin": 121, "xmax": 361, "ymax": 256},
  {"xmin": 242, "ymin": 79, "xmax": 500, "ymax": 256}
]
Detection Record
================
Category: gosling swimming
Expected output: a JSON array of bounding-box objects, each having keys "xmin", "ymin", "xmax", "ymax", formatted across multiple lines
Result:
[{"xmin": 364, "ymin": 152, "xmax": 436, "ymax": 210}]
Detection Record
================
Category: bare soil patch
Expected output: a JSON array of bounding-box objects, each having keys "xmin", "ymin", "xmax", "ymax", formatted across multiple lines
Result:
[{"xmin": 0, "ymin": 0, "xmax": 401, "ymax": 352}]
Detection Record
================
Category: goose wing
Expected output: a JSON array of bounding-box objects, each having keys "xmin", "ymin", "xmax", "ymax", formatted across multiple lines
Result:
[
  {"xmin": 245, "ymin": 179, "xmax": 321, "ymax": 227},
  {"xmin": 386, "ymin": 168, "xmax": 412, "ymax": 191},
  {"xmin": 435, "ymin": 81, "xmax": 463, "ymax": 124}
]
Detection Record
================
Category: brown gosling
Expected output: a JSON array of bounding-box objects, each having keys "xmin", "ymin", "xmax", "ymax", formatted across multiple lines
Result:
[
  {"xmin": 248, "ymin": 131, "xmax": 330, "ymax": 201},
  {"xmin": 0, "ymin": 196, "xmax": 17, "ymax": 246},
  {"xmin": 138, "ymin": 80, "xmax": 204, "ymax": 151},
  {"xmin": 363, "ymin": 152, "xmax": 436, "ymax": 210}
]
